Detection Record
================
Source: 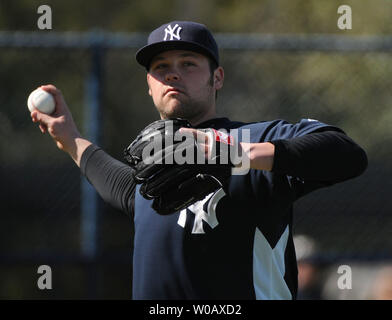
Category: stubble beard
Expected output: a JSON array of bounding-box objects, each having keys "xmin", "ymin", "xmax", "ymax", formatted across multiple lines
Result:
[
  {"xmin": 158, "ymin": 75, "xmax": 215, "ymax": 121},
  {"xmin": 160, "ymin": 98, "xmax": 207, "ymax": 121}
]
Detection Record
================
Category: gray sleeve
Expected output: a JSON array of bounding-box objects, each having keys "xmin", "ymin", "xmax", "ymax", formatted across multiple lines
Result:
[{"xmin": 80, "ymin": 144, "xmax": 136, "ymax": 216}]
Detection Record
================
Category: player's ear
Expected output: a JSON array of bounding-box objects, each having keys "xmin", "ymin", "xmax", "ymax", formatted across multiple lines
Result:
[
  {"xmin": 146, "ymin": 73, "xmax": 152, "ymax": 96},
  {"xmin": 213, "ymin": 66, "xmax": 224, "ymax": 90}
]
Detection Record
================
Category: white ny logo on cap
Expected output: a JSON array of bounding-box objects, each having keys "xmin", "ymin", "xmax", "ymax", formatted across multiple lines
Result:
[{"xmin": 163, "ymin": 24, "xmax": 182, "ymax": 41}]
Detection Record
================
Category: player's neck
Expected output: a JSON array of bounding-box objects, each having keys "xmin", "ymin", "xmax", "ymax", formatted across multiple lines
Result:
[{"xmin": 189, "ymin": 109, "xmax": 217, "ymax": 127}]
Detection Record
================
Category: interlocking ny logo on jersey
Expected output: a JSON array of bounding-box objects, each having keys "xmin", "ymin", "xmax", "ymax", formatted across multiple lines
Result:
[
  {"xmin": 177, "ymin": 189, "xmax": 226, "ymax": 234},
  {"xmin": 163, "ymin": 24, "xmax": 182, "ymax": 41}
]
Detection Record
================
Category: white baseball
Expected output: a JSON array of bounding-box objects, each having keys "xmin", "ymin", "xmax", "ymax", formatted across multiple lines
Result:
[{"xmin": 27, "ymin": 88, "xmax": 56, "ymax": 114}]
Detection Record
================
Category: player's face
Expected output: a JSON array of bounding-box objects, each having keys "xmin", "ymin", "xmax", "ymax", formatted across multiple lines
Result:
[{"xmin": 146, "ymin": 50, "xmax": 224, "ymax": 125}]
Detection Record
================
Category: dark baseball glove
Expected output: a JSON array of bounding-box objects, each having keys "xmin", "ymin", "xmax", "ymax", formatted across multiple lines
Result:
[{"xmin": 124, "ymin": 118, "xmax": 241, "ymax": 215}]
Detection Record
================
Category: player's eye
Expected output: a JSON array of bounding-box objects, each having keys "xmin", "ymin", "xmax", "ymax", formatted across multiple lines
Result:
[
  {"xmin": 153, "ymin": 63, "xmax": 167, "ymax": 71},
  {"xmin": 183, "ymin": 61, "xmax": 196, "ymax": 67}
]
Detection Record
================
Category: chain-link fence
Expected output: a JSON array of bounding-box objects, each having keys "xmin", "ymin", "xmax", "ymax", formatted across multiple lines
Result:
[{"xmin": 0, "ymin": 32, "xmax": 391, "ymax": 299}]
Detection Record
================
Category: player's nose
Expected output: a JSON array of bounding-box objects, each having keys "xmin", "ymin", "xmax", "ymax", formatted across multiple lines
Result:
[{"xmin": 165, "ymin": 69, "xmax": 180, "ymax": 82}]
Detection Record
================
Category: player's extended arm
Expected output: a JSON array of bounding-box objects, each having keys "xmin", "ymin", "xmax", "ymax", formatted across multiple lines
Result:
[
  {"xmin": 30, "ymin": 84, "xmax": 92, "ymax": 167},
  {"xmin": 241, "ymin": 130, "xmax": 368, "ymax": 182},
  {"xmin": 30, "ymin": 84, "xmax": 135, "ymax": 214},
  {"xmin": 270, "ymin": 130, "xmax": 368, "ymax": 182},
  {"xmin": 179, "ymin": 127, "xmax": 367, "ymax": 183}
]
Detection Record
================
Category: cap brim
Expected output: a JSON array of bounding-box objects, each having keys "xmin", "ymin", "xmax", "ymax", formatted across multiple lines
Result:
[{"xmin": 136, "ymin": 41, "xmax": 218, "ymax": 69}]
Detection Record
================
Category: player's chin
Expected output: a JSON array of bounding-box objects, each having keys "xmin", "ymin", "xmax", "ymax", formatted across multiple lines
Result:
[
  {"xmin": 164, "ymin": 94, "xmax": 186, "ymax": 105},
  {"xmin": 160, "ymin": 102, "xmax": 188, "ymax": 118}
]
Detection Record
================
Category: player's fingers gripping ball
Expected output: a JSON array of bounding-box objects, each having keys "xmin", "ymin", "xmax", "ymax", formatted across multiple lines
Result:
[
  {"xmin": 123, "ymin": 119, "xmax": 242, "ymax": 215},
  {"xmin": 27, "ymin": 88, "xmax": 56, "ymax": 115}
]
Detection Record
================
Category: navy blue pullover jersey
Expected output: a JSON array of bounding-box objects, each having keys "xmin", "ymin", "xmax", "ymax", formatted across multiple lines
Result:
[{"xmin": 80, "ymin": 117, "xmax": 367, "ymax": 300}]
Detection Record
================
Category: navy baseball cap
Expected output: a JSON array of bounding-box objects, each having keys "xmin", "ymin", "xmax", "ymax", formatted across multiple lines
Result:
[{"xmin": 136, "ymin": 21, "xmax": 219, "ymax": 69}]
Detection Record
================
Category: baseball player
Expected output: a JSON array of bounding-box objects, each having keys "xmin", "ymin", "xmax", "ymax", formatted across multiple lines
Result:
[{"xmin": 30, "ymin": 21, "xmax": 368, "ymax": 299}]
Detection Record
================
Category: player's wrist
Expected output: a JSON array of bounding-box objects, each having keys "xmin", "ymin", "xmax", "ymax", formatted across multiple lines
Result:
[
  {"xmin": 64, "ymin": 136, "xmax": 92, "ymax": 167},
  {"xmin": 243, "ymin": 142, "xmax": 275, "ymax": 171}
]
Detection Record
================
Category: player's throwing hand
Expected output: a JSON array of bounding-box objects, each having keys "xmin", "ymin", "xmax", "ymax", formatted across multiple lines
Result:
[{"xmin": 30, "ymin": 84, "xmax": 91, "ymax": 166}]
